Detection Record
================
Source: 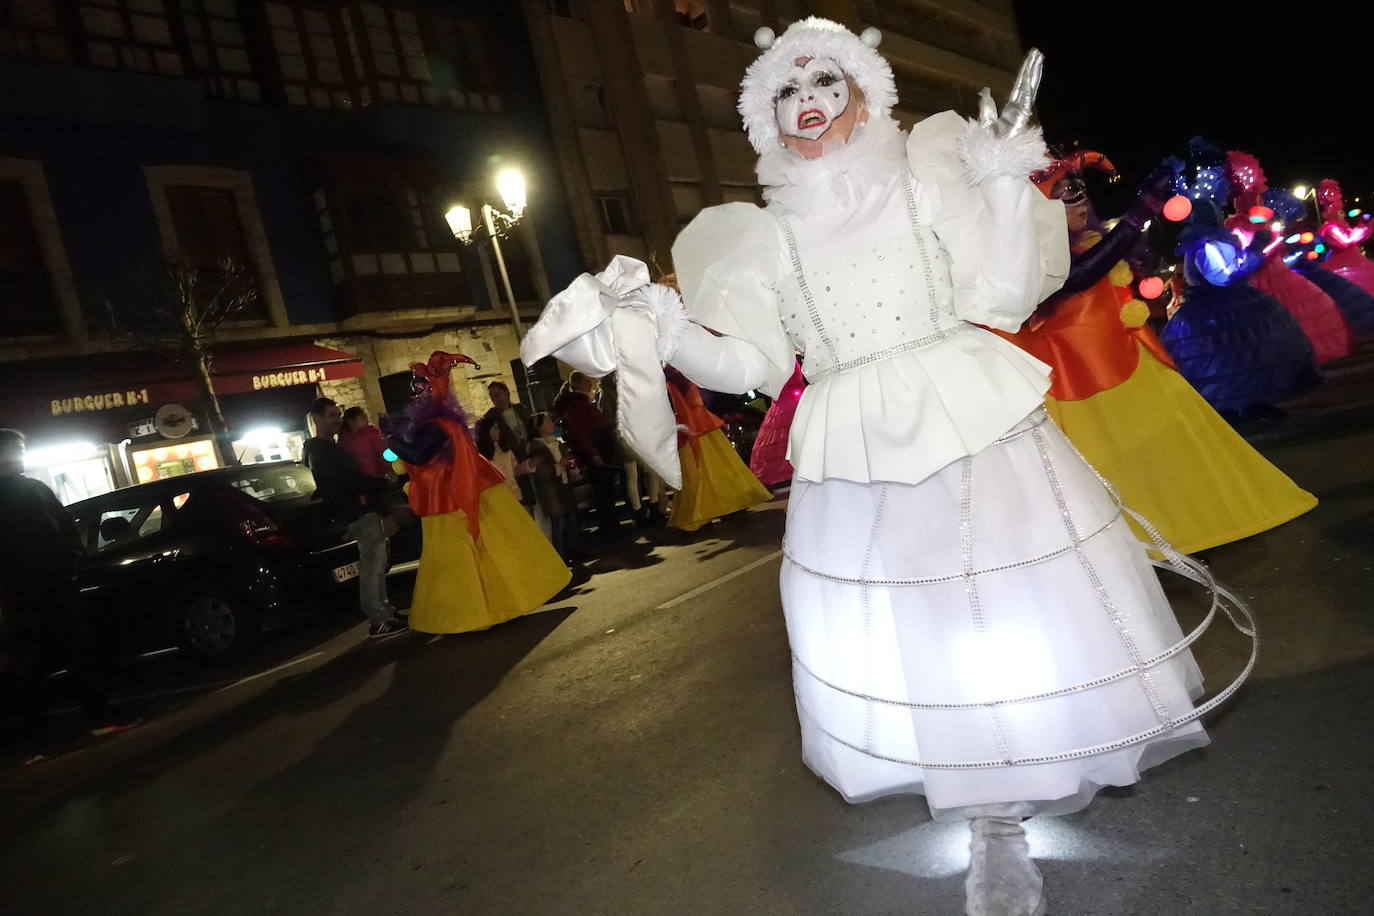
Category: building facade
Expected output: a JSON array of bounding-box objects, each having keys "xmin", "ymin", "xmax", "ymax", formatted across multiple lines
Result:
[
  {"xmin": 0, "ymin": 0, "xmax": 580, "ymax": 500},
  {"xmin": 521, "ymin": 0, "xmax": 1024, "ymax": 268}
]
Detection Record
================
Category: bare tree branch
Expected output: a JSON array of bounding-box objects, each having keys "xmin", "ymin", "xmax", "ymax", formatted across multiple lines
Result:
[{"xmin": 103, "ymin": 252, "xmax": 262, "ymax": 466}]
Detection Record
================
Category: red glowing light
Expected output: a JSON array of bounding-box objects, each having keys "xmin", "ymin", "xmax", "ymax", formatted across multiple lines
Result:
[
  {"xmin": 1162, "ymin": 195, "xmax": 1193, "ymax": 222},
  {"xmin": 1138, "ymin": 276, "xmax": 1165, "ymax": 299},
  {"xmin": 1306, "ymin": 250, "xmax": 1320, "ymax": 260},
  {"xmin": 1247, "ymin": 205, "xmax": 1274, "ymax": 222}
]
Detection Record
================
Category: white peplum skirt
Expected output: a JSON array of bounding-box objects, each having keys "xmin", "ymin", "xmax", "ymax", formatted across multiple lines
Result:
[{"xmin": 780, "ymin": 409, "xmax": 1255, "ymax": 820}]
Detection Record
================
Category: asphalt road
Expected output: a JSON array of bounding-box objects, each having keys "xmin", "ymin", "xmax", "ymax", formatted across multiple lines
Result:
[{"xmin": 1, "ymin": 400, "xmax": 1372, "ymax": 915}]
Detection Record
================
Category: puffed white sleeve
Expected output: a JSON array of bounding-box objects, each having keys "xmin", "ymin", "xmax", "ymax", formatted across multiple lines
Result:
[
  {"xmin": 907, "ymin": 111, "xmax": 1070, "ymax": 332},
  {"xmin": 670, "ymin": 203, "xmax": 796, "ymax": 399}
]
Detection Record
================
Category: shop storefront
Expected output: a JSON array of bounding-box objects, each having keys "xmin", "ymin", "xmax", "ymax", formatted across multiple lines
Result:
[{"xmin": 0, "ymin": 342, "xmax": 363, "ymax": 503}]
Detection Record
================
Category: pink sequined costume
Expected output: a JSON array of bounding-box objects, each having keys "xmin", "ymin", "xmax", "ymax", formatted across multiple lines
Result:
[
  {"xmin": 1225, "ymin": 153, "xmax": 1354, "ymax": 364},
  {"xmin": 748, "ymin": 360, "xmax": 804, "ymax": 486},
  {"xmin": 1318, "ymin": 178, "xmax": 1374, "ymax": 300}
]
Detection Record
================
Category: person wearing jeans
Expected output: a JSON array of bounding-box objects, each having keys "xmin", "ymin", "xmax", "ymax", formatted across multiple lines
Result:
[{"xmin": 304, "ymin": 398, "xmax": 406, "ymax": 638}]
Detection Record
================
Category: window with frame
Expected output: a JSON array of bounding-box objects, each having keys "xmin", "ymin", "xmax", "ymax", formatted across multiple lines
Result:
[
  {"xmin": 77, "ymin": 0, "xmax": 184, "ymax": 75},
  {"xmin": 0, "ymin": 179, "xmax": 62, "ymax": 338},
  {"xmin": 266, "ymin": 1, "xmax": 352, "ymax": 109},
  {"xmin": 180, "ymin": 0, "xmax": 260, "ymax": 101},
  {"xmin": 593, "ymin": 192, "xmax": 638, "ymax": 237},
  {"xmin": 454, "ymin": 18, "xmax": 500, "ymax": 111},
  {"xmin": 338, "ymin": 4, "xmax": 502, "ymax": 112},
  {"xmin": 358, "ymin": 2, "xmax": 425, "ymax": 105},
  {"xmin": 673, "ymin": 0, "xmax": 708, "ymax": 30},
  {"xmin": 567, "ymin": 83, "xmax": 606, "ymax": 129},
  {"xmin": 326, "ymin": 185, "xmax": 462, "ymax": 279},
  {"xmin": 84, "ymin": 498, "xmax": 170, "ymax": 554},
  {"xmin": 164, "ymin": 185, "xmax": 266, "ymax": 320},
  {"xmin": 0, "ymin": 0, "xmax": 72, "ymax": 63}
]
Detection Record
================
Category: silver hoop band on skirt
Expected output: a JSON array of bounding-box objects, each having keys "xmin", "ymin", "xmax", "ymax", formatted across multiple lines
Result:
[{"xmin": 780, "ymin": 409, "xmax": 1257, "ymax": 820}]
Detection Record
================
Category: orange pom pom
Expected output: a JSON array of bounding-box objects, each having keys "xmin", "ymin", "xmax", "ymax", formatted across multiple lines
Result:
[
  {"xmin": 1138, "ymin": 276, "xmax": 1165, "ymax": 299},
  {"xmin": 1119, "ymin": 299, "xmax": 1150, "ymax": 329},
  {"xmin": 1162, "ymin": 195, "xmax": 1193, "ymax": 222}
]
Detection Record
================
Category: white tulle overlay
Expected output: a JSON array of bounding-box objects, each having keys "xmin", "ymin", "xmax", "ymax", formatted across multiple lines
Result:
[{"xmin": 782, "ymin": 410, "xmax": 1254, "ymax": 819}]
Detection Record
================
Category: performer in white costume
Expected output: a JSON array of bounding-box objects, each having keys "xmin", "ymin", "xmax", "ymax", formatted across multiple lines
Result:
[{"xmin": 523, "ymin": 19, "xmax": 1256, "ymax": 916}]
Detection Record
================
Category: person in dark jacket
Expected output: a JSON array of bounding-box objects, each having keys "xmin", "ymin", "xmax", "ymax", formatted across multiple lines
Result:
[
  {"xmin": 304, "ymin": 398, "xmax": 406, "ymax": 638},
  {"xmin": 553, "ymin": 371, "xmax": 621, "ymax": 539},
  {"xmin": 0, "ymin": 429, "xmax": 139, "ymax": 764}
]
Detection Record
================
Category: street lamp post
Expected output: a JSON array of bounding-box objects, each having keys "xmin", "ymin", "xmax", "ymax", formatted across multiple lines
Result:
[
  {"xmin": 446, "ymin": 168, "xmax": 546, "ymax": 409},
  {"xmin": 1292, "ymin": 184, "xmax": 1321, "ymax": 223}
]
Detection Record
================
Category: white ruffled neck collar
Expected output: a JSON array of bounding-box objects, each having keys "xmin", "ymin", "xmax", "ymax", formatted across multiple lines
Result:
[{"xmin": 757, "ymin": 115, "xmax": 907, "ymax": 218}]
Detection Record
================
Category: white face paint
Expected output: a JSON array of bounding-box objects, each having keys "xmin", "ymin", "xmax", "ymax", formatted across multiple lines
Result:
[{"xmin": 774, "ymin": 57, "xmax": 850, "ymax": 142}]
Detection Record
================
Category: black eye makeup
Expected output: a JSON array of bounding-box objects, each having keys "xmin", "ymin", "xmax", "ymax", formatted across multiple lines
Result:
[
  {"xmin": 813, "ymin": 70, "xmax": 838, "ymax": 87},
  {"xmin": 777, "ymin": 83, "xmax": 799, "ymax": 101}
]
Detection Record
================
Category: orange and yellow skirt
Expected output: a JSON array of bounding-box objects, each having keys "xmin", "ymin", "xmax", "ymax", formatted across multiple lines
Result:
[
  {"xmin": 1046, "ymin": 344, "xmax": 1316, "ymax": 555},
  {"xmin": 409, "ymin": 484, "xmax": 570, "ymax": 634},
  {"xmin": 669, "ymin": 429, "xmax": 772, "ymax": 532}
]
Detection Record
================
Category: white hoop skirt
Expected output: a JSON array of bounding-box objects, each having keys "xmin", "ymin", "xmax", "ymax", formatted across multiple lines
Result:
[{"xmin": 781, "ymin": 410, "xmax": 1255, "ymax": 820}]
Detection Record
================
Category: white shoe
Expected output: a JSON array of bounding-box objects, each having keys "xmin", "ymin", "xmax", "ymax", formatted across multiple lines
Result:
[{"xmin": 964, "ymin": 817, "xmax": 1046, "ymax": 916}]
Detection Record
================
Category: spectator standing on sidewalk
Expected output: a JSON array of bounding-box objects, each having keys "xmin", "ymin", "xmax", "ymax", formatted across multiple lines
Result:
[
  {"xmin": 0, "ymin": 429, "xmax": 140, "ymax": 765},
  {"xmin": 527, "ymin": 412, "xmax": 580, "ymax": 562},
  {"xmin": 340, "ymin": 405, "xmax": 405, "ymax": 616},
  {"xmin": 479, "ymin": 418, "xmax": 534, "ymax": 507},
  {"xmin": 339, "ymin": 406, "xmax": 391, "ymax": 478},
  {"xmin": 481, "ymin": 381, "xmax": 537, "ymax": 510},
  {"xmin": 554, "ymin": 371, "xmax": 621, "ymax": 540},
  {"xmin": 304, "ymin": 398, "xmax": 406, "ymax": 639}
]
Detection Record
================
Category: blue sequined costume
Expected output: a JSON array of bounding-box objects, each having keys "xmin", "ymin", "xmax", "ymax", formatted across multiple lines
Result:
[{"xmin": 1160, "ymin": 210, "xmax": 1320, "ymax": 414}]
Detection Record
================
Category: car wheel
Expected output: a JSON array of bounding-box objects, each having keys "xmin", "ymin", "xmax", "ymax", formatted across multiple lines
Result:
[{"xmin": 179, "ymin": 592, "xmax": 259, "ymax": 661}]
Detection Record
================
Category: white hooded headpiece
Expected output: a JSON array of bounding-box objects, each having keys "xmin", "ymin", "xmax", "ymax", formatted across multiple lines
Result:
[{"xmin": 737, "ymin": 17, "xmax": 896, "ymax": 154}]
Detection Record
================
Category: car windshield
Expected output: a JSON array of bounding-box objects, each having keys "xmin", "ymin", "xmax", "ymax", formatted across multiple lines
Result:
[{"xmin": 228, "ymin": 464, "xmax": 317, "ymax": 504}]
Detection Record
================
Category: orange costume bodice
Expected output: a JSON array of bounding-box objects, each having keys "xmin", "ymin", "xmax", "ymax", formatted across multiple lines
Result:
[
  {"xmin": 995, "ymin": 277, "xmax": 1176, "ymax": 402},
  {"xmin": 667, "ymin": 375, "xmax": 725, "ymax": 462},
  {"xmin": 405, "ymin": 418, "xmax": 506, "ymax": 536}
]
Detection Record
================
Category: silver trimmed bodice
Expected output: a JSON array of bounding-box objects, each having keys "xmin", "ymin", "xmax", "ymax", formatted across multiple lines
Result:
[{"xmin": 775, "ymin": 171, "xmax": 967, "ymax": 381}]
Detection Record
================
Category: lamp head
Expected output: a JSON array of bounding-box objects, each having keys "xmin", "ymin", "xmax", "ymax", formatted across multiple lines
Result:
[
  {"xmin": 445, "ymin": 205, "xmax": 473, "ymax": 241},
  {"xmin": 496, "ymin": 169, "xmax": 526, "ymax": 218}
]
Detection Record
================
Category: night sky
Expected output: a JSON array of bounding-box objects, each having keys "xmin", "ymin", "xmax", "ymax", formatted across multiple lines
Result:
[{"xmin": 1012, "ymin": 0, "xmax": 1374, "ymax": 214}]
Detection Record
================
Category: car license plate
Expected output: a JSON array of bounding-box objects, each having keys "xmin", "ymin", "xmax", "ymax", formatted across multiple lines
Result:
[{"xmin": 333, "ymin": 562, "xmax": 360, "ymax": 583}]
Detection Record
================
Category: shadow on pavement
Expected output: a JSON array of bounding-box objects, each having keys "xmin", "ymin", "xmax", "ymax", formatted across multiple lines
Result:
[{"xmin": 1, "ymin": 607, "xmax": 573, "ymax": 839}]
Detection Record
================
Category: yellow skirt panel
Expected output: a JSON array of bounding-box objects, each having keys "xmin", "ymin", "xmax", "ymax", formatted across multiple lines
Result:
[
  {"xmin": 409, "ymin": 485, "xmax": 571, "ymax": 634},
  {"xmin": 669, "ymin": 429, "xmax": 772, "ymax": 532},
  {"xmin": 1046, "ymin": 344, "xmax": 1316, "ymax": 555}
]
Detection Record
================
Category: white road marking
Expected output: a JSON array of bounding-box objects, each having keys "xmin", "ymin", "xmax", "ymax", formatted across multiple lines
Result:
[
  {"xmin": 35, "ymin": 651, "xmax": 328, "ymax": 716},
  {"xmin": 217, "ymin": 651, "xmax": 325, "ymax": 690},
  {"xmin": 655, "ymin": 549, "xmax": 783, "ymax": 610}
]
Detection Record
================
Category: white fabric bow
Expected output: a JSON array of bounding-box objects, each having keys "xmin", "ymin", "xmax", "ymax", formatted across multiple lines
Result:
[{"xmin": 520, "ymin": 255, "xmax": 683, "ymax": 489}]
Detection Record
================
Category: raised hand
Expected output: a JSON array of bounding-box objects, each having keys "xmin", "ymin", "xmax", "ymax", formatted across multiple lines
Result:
[{"xmin": 977, "ymin": 48, "xmax": 1044, "ymax": 140}]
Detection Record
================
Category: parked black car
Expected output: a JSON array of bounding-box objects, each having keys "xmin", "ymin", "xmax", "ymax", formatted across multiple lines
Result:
[{"xmin": 66, "ymin": 462, "xmax": 419, "ymax": 661}]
